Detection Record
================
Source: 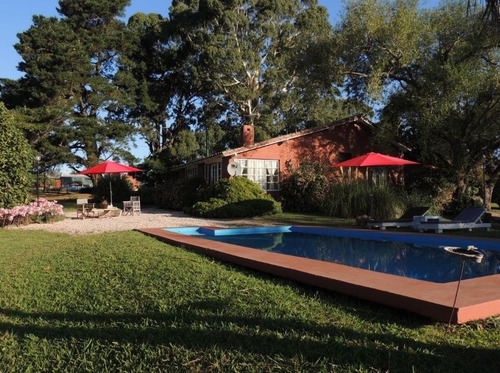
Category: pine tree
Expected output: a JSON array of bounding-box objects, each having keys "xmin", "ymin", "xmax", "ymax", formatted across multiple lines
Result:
[{"xmin": 1, "ymin": 0, "xmax": 136, "ymax": 170}]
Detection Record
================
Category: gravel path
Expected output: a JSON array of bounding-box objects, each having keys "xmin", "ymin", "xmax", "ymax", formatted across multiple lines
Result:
[{"xmin": 6, "ymin": 207, "xmax": 271, "ymax": 235}]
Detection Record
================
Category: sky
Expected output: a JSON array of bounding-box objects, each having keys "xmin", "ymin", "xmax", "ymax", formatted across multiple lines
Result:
[
  {"xmin": 0, "ymin": 0, "xmax": 440, "ymax": 161},
  {"xmin": 0, "ymin": 0, "xmax": 352, "ymax": 80}
]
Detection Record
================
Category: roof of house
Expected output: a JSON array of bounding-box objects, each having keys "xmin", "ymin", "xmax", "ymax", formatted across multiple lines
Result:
[{"xmin": 174, "ymin": 114, "xmax": 375, "ymax": 168}]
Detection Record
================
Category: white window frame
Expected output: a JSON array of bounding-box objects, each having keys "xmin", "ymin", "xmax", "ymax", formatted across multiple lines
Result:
[
  {"xmin": 236, "ymin": 159, "xmax": 280, "ymax": 191},
  {"xmin": 205, "ymin": 162, "xmax": 221, "ymax": 184}
]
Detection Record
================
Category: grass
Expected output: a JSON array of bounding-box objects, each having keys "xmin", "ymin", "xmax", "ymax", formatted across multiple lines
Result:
[
  {"xmin": 31, "ymin": 191, "xmax": 94, "ymax": 212},
  {"xmin": 260, "ymin": 212, "xmax": 358, "ymax": 227},
  {"xmin": 1, "ymin": 229, "xmax": 499, "ymax": 372}
]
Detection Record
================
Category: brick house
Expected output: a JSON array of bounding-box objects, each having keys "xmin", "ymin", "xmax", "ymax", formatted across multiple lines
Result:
[{"xmin": 171, "ymin": 114, "xmax": 376, "ymax": 196}]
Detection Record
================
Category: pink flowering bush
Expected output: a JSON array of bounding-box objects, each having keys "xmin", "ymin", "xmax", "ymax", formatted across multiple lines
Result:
[{"xmin": 0, "ymin": 198, "xmax": 64, "ymax": 227}]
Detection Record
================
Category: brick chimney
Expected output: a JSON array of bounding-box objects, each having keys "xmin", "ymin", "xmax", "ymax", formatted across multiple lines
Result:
[{"xmin": 242, "ymin": 124, "xmax": 254, "ymax": 147}]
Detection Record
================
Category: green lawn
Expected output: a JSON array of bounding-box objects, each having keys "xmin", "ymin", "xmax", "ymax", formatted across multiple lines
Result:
[{"xmin": 0, "ymin": 229, "xmax": 499, "ymax": 372}]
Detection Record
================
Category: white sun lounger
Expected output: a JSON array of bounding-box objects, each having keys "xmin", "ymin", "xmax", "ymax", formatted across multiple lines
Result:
[
  {"xmin": 414, "ymin": 207, "xmax": 491, "ymax": 234},
  {"xmin": 367, "ymin": 206, "xmax": 430, "ymax": 230}
]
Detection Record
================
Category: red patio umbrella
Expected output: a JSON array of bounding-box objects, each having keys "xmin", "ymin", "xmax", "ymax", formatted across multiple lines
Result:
[
  {"xmin": 332, "ymin": 152, "xmax": 419, "ymax": 216},
  {"xmin": 332, "ymin": 152, "xmax": 419, "ymax": 168},
  {"xmin": 80, "ymin": 161, "xmax": 142, "ymax": 206}
]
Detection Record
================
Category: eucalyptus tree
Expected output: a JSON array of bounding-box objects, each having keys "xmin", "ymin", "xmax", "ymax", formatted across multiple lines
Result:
[
  {"xmin": 468, "ymin": 0, "xmax": 500, "ymax": 23},
  {"xmin": 1, "ymin": 0, "xmax": 136, "ymax": 171},
  {"xmin": 335, "ymin": 0, "xmax": 499, "ymax": 209},
  {"xmin": 166, "ymin": 0, "xmax": 342, "ymax": 145},
  {"xmin": 123, "ymin": 0, "xmax": 347, "ymax": 165},
  {"xmin": 193, "ymin": 0, "xmax": 339, "ymax": 137}
]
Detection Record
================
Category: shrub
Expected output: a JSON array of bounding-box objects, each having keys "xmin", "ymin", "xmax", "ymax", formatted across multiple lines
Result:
[
  {"xmin": 190, "ymin": 177, "xmax": 281, "ymax": 218},
  {"xmin": 401, "ymin": 190, "xmax": 435, "ymax": 214},
  {"xmin": 0, "ymin": 103, "xmax": 33, "ymax": 208},
  {"xmin": 190, "ymin": 198, "xmax": 226, "ymax": 217},
  {"xmin": 156, "ymin": 177, "xmax": 206, "ymax": 210},
  {"xmin": 0, "ymin": 198, "xmax": 64, "ymax": 227},
  {"xmin": 242, "ymin": 198, "xmax": 282, "ymax": 215},
  {"xmin": 137, "ymin": 184, "xmax": 155, "ymax": 205},
  {"xmin": 191, "ymin": 198, "xmax": 282, "ymax": 218},
  {"xmin": 196, "ymin": 177, "xmax": 265, "ymax": 203},
  {"xmin": 280, "ymin": 162, "xmax": 330, "ymax": 214},
  {"xmin": 493, "ymin": 181, "xmax": 500, "ymax": 206},
  {"xmin": 93, "ymin": 175, "xmax": 133, "ymax": 206},
  {"xmin": 430, "ymin": 181, "xmax": 456, "ymax": 214}
]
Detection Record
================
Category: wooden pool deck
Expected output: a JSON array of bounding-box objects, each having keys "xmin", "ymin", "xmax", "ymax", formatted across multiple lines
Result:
[{"xmin": 138, "ymin": 227, "xmax": 500, "ymax": 324}]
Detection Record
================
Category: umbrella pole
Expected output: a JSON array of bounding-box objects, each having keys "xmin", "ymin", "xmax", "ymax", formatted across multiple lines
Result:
[
  {"xmin": 369, "ymin": 168, "xmax": 374, "ymax": 218},
  {"xmin": 109, "ymin": 179, "xmax": 113, "ymax": 207}
]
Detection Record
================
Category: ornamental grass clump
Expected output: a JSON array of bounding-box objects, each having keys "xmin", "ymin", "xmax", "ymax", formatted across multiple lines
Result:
[{"xmin": 0, "ymin": 198, "xmax": 64, "ymax": 227}]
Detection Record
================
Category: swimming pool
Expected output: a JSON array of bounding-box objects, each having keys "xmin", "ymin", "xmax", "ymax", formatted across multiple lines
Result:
[
  {"xmin": 140, "ymin": 226, "xmax": 500, "ymax": 323},
  {"xmin": 164, "ymin": 226, "xmax": 500, "ymax": 284}
]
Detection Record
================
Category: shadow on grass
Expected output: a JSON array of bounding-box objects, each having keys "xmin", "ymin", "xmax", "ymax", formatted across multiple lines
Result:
[{"xmin": 1, "ymin": 304, "xmax": 498, "ymax": 371}]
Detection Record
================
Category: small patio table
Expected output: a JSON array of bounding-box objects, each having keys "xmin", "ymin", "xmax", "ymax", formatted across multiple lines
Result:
[{"xmin": 94, "ymin": 207, "xmax": 122, "ymax": 218}]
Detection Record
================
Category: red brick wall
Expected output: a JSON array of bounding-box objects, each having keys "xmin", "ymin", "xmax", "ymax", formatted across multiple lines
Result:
[
  {"xmin": 174, "ymin": 122, "xmax": 373, "ymax": 197},
  {"xmin": 227, "ymin": 123, "xmax": 372, "ymax": 180}
]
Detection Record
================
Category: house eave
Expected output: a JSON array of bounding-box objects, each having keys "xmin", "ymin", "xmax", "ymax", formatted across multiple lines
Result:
[
  {"xmin": 222, "ymin": 114, "xmax": 374, "ymax": 157},
  {"xmin": 171, "ymin": 114, "xmax": 374, "ymax": 170}
]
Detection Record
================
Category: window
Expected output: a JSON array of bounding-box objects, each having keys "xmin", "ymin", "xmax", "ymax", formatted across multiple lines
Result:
[
  {"xmin": 205, "ymin": 162, "xmax": 221, "ymax": 184},
  {"xmin": 186, "ymin": 166, "xmax": 198, "ymax": 179},
  {"xmin": 236, "ymin": 159, "xmax": 280, "ymax": 191}
]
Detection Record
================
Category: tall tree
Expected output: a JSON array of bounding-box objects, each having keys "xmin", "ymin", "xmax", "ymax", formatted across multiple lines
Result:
[
  {"xmin": 170, "ymin": 0, "xmax": 339, "ymax": 137},
  {"xmin": 124, "ymin": 12, "xmax": 207, "ymax": 160},
  {"xmin": 124, "ymin": 12, "xmax": 171, "ymax": 156},
  {"xmin": 336, "ymin": 0, "xmax": 499, "ymax": 209},
  {"xmin": 1, "ymin": 0, "xmax": 136, "ymax": 171},
  {"xmin": 125, "ymin": 0, "xmax": 355, "ymax": 166},
  {"xmin": 468, "ymin": 0, "xmax": 500, "ymax": 23}
]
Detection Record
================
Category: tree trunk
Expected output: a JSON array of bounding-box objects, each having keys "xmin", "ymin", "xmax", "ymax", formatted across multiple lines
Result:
[
  {"xmin": 455, "ymin": 176, "xmax": 468, "ymax": 203},
  {"xmin": 484, "ymin": 177, "xmax": 498, "ymax": 212}
]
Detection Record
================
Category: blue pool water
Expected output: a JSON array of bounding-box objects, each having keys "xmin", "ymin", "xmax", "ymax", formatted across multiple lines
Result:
[{"xmin": 165, "ymin": 226, "xmax": 500, "ymax": 283}]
